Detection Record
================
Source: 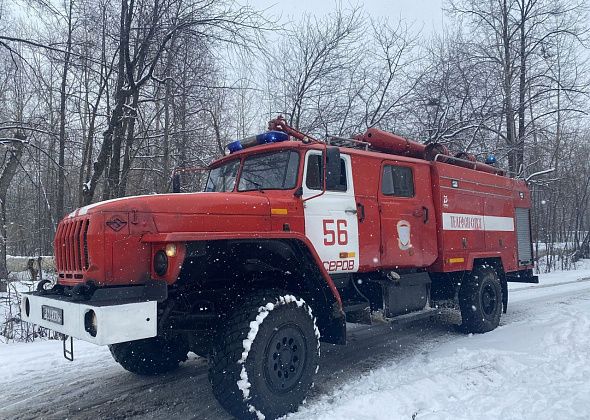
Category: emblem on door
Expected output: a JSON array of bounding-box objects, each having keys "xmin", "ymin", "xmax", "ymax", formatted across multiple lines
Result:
[{"xmin": 397, "ymin": 220, "xmax": 412, "ymax": 250}]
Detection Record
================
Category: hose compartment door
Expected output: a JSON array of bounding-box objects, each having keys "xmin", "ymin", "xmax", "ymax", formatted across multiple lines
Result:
[{"xmin": 515, "ymin": 207, "xmax": 533, "ymax": 265}]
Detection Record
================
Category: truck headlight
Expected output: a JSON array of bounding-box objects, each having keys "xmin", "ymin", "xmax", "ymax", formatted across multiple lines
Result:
[
  {"xmin": 154, "ymin": 251, "xmax": 168, "ymax": 276},
  {"xmin": 165, "ymin": 243, "xmax": 177, "ymax": 257}
]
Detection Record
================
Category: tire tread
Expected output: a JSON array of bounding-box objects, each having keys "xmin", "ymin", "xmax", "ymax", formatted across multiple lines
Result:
[{"xmin": 209, "ymin": 289, "xmax": 318, "ymax": 419}]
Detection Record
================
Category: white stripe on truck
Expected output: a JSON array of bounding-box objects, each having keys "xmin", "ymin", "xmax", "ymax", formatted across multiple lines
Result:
[{"xmin": 442, "ymin": 212, "xmax": 515, "ymax": 232}]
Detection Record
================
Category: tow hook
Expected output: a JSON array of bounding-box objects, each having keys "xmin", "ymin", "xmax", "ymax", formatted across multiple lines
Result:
[{"xmin": 36, "ymin": 279, "xmax": 51, "ymax": 293}]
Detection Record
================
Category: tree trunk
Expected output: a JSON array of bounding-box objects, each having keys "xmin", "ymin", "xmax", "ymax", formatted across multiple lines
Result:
[
  {"xmin": 57, "ymin": 0, "xmax": 74, "ymax": 220},
  {"xmin": 118, "ymin": 90, "xmax": 139, "ymax": 197},
  {"xmin": 517, "ymin": 0, "xmax": 527, "ymax": 175},
  {"xmin": 82, "ymin": 0, "xmax": 130, "ymax": 205},
  {"xmin": 105, "ymin": 101, "xmax": 127, "ymax": 200},
  {"xmin": 0, "ymin": 134, "xmax": 26, "ymax": 291},
  {"xmin": 501, "ymin": 0, "xmax": 517, "ymax": 175}
]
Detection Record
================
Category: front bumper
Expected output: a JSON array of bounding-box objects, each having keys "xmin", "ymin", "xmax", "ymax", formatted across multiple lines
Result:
[{"xmin": 21, "ymin": 293, "xmax": 157, "ymax": 346}]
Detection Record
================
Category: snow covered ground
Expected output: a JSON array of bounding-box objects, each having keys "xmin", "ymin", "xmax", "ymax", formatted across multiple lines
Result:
[
  {"xmin": 1, "ymin": 264, "xmax": 590, "ymax": 420},
  {"xmin": 291, "ymin": 275, "xmax": 590, "ymax": 420}
]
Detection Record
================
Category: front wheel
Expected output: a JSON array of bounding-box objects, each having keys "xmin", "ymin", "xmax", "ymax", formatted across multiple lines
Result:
[
  {"xmin": 459, "ymin": 266, "xmax": 503, "ymax": 333},
  {"xmin": 209, "ymin": 290, "xmax": 320, "ymax": 420}
]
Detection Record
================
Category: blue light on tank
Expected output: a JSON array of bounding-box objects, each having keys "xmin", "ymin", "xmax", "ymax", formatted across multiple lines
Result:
[
  {"xmin": 226, "ymin": 131, "xmax": 289, "ymax": 153},
  {"xmin": 485, "ymin": 154, "xmax": 497, "ymax": 165}
]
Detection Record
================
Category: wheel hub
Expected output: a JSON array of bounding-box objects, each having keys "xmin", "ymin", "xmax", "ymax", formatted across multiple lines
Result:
[{"xmin": 264, "ymin": 325, "xmax": 306, "ymax": 393}]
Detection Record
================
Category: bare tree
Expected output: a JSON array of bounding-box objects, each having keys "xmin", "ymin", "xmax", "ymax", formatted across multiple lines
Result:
[
  {"xmin": 449, "ymin": 0, "xmax": 589, "ymax": 176},
  {"xmin": 267, "ymin": 6, "xmax": 362, "ymax": 133},
  {"xmin": 0, "ymin": 133, "xmax": 25, "ymax": 291},
  {"xmin": 82, "ymin": 0, "xmax": 268, "ymax": 204}
]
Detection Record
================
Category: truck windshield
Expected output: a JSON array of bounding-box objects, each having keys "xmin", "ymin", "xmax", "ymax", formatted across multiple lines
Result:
[
  {"xmin": 238, "ymin": 150, "xmax": 300, "ymax": 191},
  {"xmin": 205, "ymin": 159, "xmax": 240, "ymax": 192}
]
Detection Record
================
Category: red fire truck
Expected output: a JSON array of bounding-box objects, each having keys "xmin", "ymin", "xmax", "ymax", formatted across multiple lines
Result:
[{"xmin": 22, "ymin": 116, "xmax": 537, "ymax": 419}]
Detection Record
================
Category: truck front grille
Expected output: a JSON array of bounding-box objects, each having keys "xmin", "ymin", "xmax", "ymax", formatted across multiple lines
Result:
[{"xmin": 55, "ymin": 217, "xmax": 90, "ymax": 278}]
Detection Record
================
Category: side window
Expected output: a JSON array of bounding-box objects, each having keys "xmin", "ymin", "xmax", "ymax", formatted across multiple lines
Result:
[
  {"xmin": 334, "ymin": 159, "xmax": 348, "ymax": 191},
  {"xmin": 382, "ymin": 165, "xmax": 414, "ymax": 197},
  {"xmin": 306, "ymin": 154, "xmax": 323, "ymax": 190},
  {"xmin": 305, "ymin": 154, "xmax": 348, "ymax": 191}
]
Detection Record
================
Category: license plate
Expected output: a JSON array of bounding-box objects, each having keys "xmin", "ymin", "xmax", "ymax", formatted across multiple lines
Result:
[{"xmin": 42, "ymin": 305, "xmax": 64, "ymax": 325}]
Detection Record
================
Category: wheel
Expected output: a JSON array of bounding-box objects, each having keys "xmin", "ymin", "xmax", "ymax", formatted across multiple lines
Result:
[
  {"xmin": 109, "ymin": 336, "xmax": 188, "ymax": 376},
  {"xmin": 209, "ymin": 290, "xmax": 320, "ymax": 420},
  {"xmin": 459, "ymin": 265, "xmax": 503, "ymax": 333}
]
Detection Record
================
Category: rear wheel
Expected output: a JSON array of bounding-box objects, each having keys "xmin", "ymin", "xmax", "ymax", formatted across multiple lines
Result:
[
  {"xmin": 209, "ymin": 290, "xmax": 320, "ymax": 420},
  {"xmin": 109, "ymin": 336, "xmax": 188, "ymax": 376},
  {"xmin": 459, "ymin": 266, "xmax": 503, "ymax": 333}
]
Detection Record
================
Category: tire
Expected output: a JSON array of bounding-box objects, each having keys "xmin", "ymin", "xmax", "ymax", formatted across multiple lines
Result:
[
  {"xmin": 209, "ymin": 290, "xmax": 320, "ymax": 420},
  {"xmin": 459, "ymin": 265, "xmax": 503, "ymax": 333},
  {"xmin": 109, "ymin": 336, "xmax": 188, "ymax": 376}
]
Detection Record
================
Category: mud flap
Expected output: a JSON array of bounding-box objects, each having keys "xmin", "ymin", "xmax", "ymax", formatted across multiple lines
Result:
[
  {"xmin": 501, "ymin": 278, "xmax": 508, "ymax": 314},
  {"xmin": 506, "ymin": 268, "xmax": 539, "ymax": 284}
]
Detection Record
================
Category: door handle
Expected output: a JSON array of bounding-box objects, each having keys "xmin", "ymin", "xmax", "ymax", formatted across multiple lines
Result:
[
  {"xmin": 412, "ymin": 207, "xmax": 429, "ymax": 223},
  {"xmin": 357, "ymin": 203, "xmax": 365, "ymax": 222},
  {"xmin": 345, "ymin": 208, "xmax": 358, "ymax": 215}
]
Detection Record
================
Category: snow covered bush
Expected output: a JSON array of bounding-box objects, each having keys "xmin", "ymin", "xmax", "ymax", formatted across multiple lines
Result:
[
  {"xmin": 0, "ymin": 270, "xmax": 58, "ymax": 343},
  {"xmin": 534, "ymin": 241, "xmax": 585, "ymax": 273}
]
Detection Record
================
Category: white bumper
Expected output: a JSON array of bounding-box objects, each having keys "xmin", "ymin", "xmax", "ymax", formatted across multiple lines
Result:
[{"xmin": 21, "ymin": 293, "xmax": 157, "ymax": 346}]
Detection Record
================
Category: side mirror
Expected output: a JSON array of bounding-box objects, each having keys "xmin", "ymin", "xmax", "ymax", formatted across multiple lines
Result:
[
  {"xmin": 172, "ymin": 173, "xmax": 181, "ymax": 193},
  {"xmin": 325, "ymin": 146, "xmax": 341, "ymax": 190}
]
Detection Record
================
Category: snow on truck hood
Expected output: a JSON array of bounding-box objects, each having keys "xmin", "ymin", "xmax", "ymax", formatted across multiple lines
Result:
[{"xmin": 67, "ymin": 192, "xmax": 271, "ymax": 218}]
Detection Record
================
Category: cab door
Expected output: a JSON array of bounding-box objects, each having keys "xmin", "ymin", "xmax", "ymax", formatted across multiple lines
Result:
[
  {"xmin": 378, "ymin": 161, "xmax": 436, "ymax": 268},
  {"xmin": 302, "ymin": 150, "xmax": 360, "ymax": 273}
]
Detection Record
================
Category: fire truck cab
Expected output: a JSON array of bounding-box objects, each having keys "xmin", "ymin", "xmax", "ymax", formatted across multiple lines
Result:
[{"xmin": 21, "ymin": 117, "xmax": 537, "ymax": 419}]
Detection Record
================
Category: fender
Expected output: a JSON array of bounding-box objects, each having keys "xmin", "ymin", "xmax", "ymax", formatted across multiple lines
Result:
[
  {"xmin": 466, "ymin": 251, "xmax": 504, "ymax": 272},
  {"xmin": 141, "ymin": 231, "xmax": 343, "ymax": 308}
]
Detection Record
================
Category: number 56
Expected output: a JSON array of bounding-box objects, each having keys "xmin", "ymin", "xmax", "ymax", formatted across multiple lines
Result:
[{"xmin": 323, "ymin": 219, "xmax": 348, "ymax": 245}]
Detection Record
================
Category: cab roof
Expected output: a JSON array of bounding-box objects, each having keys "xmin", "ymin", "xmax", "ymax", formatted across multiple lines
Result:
[{"xmin": 209, "ymin": 140, "xmax": 430, "ymax": 168}]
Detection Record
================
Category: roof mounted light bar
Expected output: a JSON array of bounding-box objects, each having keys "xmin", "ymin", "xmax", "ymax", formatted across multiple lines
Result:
[{"xmin": 226, "ymin": 131, "xmax": 289, "ymax": 154}]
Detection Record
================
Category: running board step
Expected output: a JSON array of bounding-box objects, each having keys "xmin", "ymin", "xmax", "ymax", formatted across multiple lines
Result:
[
  {"xmin": 375, "ymin": 308, "xmax": 440, "ymax": 326},
  {"xmin": 343, "ymin": 302, "xmax": 369, "ymax": 313}
]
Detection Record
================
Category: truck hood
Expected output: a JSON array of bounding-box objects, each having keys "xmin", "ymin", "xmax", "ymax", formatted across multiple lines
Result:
[{"xmin": 68, "ymin": 192, "xmax": 271, "ymax": 218}]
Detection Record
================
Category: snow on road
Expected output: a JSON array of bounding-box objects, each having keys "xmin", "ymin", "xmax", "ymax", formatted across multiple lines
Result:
[
  {"xmin": 1, "ymin": 265, "xmax": 590, "ymax": 420},
  {"xmin": 290, "ymin": 279, "xmax": 590, "ymax": 420}
]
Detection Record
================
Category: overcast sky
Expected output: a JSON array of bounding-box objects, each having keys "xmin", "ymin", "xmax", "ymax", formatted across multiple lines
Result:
[{"xmin": 245, "ymin": 0, "xmax": 446, "ymax": 34}]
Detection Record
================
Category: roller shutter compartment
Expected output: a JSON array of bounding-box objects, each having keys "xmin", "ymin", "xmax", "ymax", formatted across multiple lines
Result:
[{"xmin": 515, "ymin": 208, "xmax": 533, "ymax": 265}]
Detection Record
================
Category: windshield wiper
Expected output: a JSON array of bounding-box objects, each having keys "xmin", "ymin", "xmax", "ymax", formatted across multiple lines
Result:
[{"xmin": 240, "ymin": 177, "xmax": 265, "ymax": 192}]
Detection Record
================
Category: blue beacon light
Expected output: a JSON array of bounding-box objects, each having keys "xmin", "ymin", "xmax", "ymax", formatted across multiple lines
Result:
[{"xmin": 227, "ymin": 131, "xmax": 289, "ymax": 153}]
